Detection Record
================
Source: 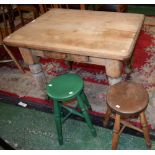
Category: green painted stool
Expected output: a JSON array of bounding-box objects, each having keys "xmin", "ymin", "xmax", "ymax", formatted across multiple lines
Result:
[{"xmin": 46, "ymin": 73, "xmax": 97, "ymax": 145}]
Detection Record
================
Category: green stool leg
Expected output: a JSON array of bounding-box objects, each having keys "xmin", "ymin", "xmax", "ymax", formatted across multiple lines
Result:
[
  {"xmin": 81, "ymin": 91, "xmax": 92, "ymax": 110},
  {"xmin": 54, "ymin": 100, "xmax": 63, "ymax": 145},
  {"xmin": 77, "ymin": 95, "xmax": 97, "ymax": 137}
]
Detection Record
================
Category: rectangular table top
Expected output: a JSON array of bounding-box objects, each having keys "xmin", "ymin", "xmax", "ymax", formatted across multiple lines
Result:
[{"xmin": 3, "ymin": 9, "xmax": 144, "ymax": 60}]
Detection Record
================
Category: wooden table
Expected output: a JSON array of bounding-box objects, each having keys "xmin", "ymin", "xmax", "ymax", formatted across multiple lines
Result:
[{"xmin": 3, "ymin": 9, "xmax": 144, "ymax": 90}]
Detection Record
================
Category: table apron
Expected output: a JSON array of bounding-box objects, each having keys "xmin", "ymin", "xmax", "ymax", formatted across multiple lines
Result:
[{"xmin": 19, "ymin": 47, "xmax": 123, "ymax": 78}]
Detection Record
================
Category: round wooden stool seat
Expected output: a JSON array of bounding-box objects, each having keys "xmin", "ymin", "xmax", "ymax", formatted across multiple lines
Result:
[{"xmin": 107, "ymin": 81, "xmax": 149, "ymax": 115}]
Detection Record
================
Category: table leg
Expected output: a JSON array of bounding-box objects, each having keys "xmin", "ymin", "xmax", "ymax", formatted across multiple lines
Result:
[
  {"xmin": 105, "ymin": 60, "xmax": 123, "ymax": 85},
  {"xmin": 19, "ymin": 48, "xmax": 47, "ymax": 91},
  {"xmin": 29, "ymin": 64, "xmax": 47, "ymax": 90}
]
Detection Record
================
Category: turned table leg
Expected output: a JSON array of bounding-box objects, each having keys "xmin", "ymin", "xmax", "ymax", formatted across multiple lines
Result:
[
  {"xmin": 105, "ymin": 60, "xmax": 123, "ymax": 85},
  {"xmin": 29, "ymin": 63, "xmax": 47, "ymax": 90},
  {"xmin": 19, "ymin": 47, "xmax": 47, "ymax": 91}
]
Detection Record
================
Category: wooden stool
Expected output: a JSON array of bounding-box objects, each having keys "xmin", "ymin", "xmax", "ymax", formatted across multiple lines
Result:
[
  {"xmin": 46, "ymin": 73, "xmax": 97, "ymax": 145},
  {"xmin": 103, "ymin": 81, "xmax": 151, "ymax": 149}
]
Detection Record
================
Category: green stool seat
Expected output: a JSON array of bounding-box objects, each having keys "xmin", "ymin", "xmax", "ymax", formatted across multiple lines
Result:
[
  {"xmin": 47, "ymin": 73, "xmax": 83, "ymax": 101},
  {"xmin": 46, "ymin": 73, "xmax": 97, "ymax": 145}
]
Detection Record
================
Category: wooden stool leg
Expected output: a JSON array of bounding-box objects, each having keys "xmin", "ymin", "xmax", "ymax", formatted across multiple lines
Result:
[
  {"xmin": 54, "ymin": 100, "xmax": 63, "ymax": 145},
  {"xmin": 112, "ymin": 114, "xmax": 120, "ymax": 150},
  {"xmin": 80, "ymin": 92, "xmax": 92, "ymax": 110},
  {"xmin": 103, "ymin": 106, "xmax": 112, "ymax": 127},
  {"xmin": 139, "ymin": 111, "xmax": 151, "ymax": 148},
  {"xmin": 3, "ymin": 45, "xmax": 25, "ymax": 73},
  {"xmin": 77, "ymin": 95, "xmax": 97, "ymax": 137}
]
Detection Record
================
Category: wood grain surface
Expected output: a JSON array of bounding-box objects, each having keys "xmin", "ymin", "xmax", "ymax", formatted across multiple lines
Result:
[{"xmin": 3, "ymin": 9, "xmax": 144, "ymax": 60}]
